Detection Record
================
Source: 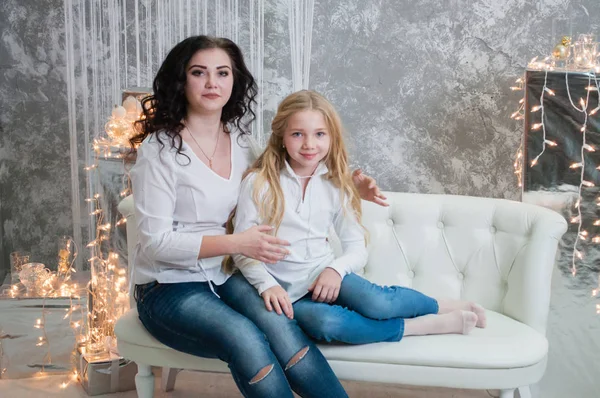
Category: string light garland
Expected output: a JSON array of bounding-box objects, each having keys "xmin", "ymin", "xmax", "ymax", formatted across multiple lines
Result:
[
  {"xmin": 80, "ymin": 96, "xmax": 142, "ymax": 360},
  {"xmin": 511, "ymin": 33, "xmax": 600, "ymax": 312},
  {"xmin": 0, "ymin": 96, "xmax": 140, "ymax": 386}
]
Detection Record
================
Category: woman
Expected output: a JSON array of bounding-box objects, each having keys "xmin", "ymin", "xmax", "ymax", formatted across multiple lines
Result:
[{"xmin": 129, "ymin": 35, "xmax": 385, "ymax": 398}]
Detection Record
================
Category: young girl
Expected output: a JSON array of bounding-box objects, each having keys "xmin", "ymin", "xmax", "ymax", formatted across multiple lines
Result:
[{"xmin": 228, "ymin": 90, "xmax": 487, "ymax": 345}]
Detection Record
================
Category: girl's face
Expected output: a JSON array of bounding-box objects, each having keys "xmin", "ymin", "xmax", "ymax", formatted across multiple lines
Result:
[
  {"xmin": 282, "ymin": 110, "xmax": 331, "ymax": 176},
  {"xmin": 184, "ymin": 48, "xmax": 234, "ymax": 115}
]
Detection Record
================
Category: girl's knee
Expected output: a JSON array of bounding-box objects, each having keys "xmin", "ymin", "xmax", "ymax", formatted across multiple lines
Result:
[{"xmin": 300, "ymin": 311, "xmax": 344, "ymax": 342}]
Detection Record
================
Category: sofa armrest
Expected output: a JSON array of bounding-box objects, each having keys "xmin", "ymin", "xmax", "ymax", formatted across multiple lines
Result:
[{"xmin": 502, "ymin": 205, "xmax": 567, "ymax": 335}]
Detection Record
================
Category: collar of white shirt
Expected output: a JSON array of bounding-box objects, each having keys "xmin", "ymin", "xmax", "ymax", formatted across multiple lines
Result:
[{"xmin": 282, "ymin": 160, "xmax": 329, "ymax": 180}]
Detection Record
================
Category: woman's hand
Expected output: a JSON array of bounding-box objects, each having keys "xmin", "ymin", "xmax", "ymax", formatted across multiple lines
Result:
[
  {"xmin": 308, "ymin": 268, "xmax": 342, "ymax": 303},
  {"xmin": 234, "ymin": 225, "xmax": 290, "ymax": 264},
  {"xmin": 261, "ymin": 285, "xmax": 294, "ymax": 319},
  {"xmin": 352, "ymin": 169, "xmax": 388, "ymax": 207}
]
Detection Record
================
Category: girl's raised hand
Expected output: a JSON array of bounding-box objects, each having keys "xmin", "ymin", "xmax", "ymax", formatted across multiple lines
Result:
[
  {"xmin": 309, "ymin": 268, "xmax": 342, "ymax": 303},
  {"xmin": 235, "ymin": 225, "xmax": 290, "ymax": 264},
  {"xmin": 261, "ymin": 285, "xmax": 294, "ymax": 319},
  {"xmin": 352, "ymin": 169, "xmax": 388, "ymax": 207}
]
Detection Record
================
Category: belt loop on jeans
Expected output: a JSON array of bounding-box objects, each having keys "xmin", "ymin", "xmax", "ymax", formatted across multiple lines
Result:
[{"xmin": 134, "ymin": 281, "xmax": 158, "ymax": 303}]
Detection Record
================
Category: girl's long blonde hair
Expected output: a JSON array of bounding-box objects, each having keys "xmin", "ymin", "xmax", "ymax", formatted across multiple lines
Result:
[
  {"xmin": 252, "ymin": 89, "xmax": 363, "ymax": 229},
  {"xmin": 223, "ymin": 90, "xmax": 364, "ymax": 274}
]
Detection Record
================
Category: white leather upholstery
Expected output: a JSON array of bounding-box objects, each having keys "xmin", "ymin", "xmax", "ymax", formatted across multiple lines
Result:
[{"xmin": 115, "ymin": 192, "xmax": 567, "ymax": 393}]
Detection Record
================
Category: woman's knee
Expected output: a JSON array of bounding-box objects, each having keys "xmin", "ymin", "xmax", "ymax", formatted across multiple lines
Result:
[{"xmin": 232, "ymin": 317, "xmax": 270, "ymax": 347}]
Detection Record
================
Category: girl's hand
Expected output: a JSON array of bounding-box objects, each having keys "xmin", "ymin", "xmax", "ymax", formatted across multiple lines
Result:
[
  {"xmin": 235, "ymin": 225, "xmax": 290, "ymax": 264},
  {"xmin": 309, "ymin": 268, "xmax": 342, "ymax": 303},
  {"xmin": 261, "ymin": 286, "xmax": 294, "ymax": 319},
  {"xmin": 352, "ymin": 169, "xmax": 388, "ymax": 207}
]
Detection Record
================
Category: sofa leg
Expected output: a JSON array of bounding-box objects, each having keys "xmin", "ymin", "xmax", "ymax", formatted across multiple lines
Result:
[
  {"xmin": 517, "ymin": 386, "xmax": 532, "ymax": 398},
  {"xmin": 499, "ymin": 389, "xmax": 515, "ymax": 398},
  {"xmin": 135, "ymin": 364, "xmax": 155, "ymax": 398},
  {"xmin": 161, "ymin": 367, "xmax": 179, "ymax": 392}
]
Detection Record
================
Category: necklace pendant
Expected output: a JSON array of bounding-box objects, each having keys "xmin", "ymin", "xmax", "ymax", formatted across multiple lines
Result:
[{"xmin": 209, "ymin": 160, "xmax": 213, "ymax": 169}]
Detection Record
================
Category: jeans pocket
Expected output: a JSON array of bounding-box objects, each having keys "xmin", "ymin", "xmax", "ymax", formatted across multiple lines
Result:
[{"xmin": 135, "ymin": 281, "xmax": 160, "ymax": 303}]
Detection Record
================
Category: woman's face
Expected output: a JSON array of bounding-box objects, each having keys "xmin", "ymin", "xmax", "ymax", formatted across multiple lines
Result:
[{"xmin": 184, "ymin": 48, "xmax": 234, "ymax": 115}]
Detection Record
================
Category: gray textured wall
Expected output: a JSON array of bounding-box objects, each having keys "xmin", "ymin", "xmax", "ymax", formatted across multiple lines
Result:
[
  {"xmin": 263, "ymin": 0, "xmax": 586, "ymax": 198},
  {"xmin": 1, "ymin": 0, "xmax": 73, "ymax": 281},
  {"xmin": 1, "ymin": 0, "xmax": 599, "ymax": 396}
]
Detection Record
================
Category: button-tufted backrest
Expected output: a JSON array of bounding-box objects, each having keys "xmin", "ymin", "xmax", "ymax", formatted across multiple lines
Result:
[
  {"xmin": 359, "ymin": 192, "xmax": 567, "ymax": 334},
  {"xmin": 118, "ymin": 192, "xmax": 567, "ymax": 335}
]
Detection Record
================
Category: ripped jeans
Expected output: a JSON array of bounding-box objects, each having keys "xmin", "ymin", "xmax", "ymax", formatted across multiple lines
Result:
[{"xmin": 135, "ymin": 273, "xmax": 347, "ymax": 398}]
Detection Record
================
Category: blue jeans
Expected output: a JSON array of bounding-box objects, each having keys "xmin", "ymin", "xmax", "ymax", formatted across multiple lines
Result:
[
  {"xmin": 219, "ymin": 273, "xmax": 348, "ymax": 398},
  {"xmin": 293, "ymin": 273, "xmax": 439, "ymax": 344},
  {"xmin": 135, "ymin": 274, "xmax": 347, "ymax": 398}
]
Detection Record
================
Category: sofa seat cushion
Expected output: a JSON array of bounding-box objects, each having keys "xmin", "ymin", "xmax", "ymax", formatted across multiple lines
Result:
[
  {"xmin": 117, "ymin": 309, "xmax": 546, "ymax": 371},
  {"xmin": 318, "ymin": 311, "xmax": 547, "ymax": 369}
]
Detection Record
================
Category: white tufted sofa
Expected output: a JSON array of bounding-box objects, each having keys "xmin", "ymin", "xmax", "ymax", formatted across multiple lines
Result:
[{"xmin": 115, "ymin": 192, "xmax": 567, "ymax": 398}]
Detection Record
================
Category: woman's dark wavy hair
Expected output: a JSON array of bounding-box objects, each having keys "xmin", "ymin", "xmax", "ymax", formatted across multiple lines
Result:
[{"xmin": 130, "ymin": 35, "xmax": 257, "ymax": 156}]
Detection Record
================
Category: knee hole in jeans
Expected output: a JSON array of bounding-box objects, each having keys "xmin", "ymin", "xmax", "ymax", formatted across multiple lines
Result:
[
  {"xmin": 284, "ymin": 346, "xmax": 309, "ymax": 371},
  {"xmin": 249, "ymin": 364, "xmax": 274, "ymax": 385}
]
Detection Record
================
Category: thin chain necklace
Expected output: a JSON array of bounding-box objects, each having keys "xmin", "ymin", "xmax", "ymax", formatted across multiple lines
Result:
[{"xmin": 185, "ymin": 123, "xmax": 221, "ymax": 169}]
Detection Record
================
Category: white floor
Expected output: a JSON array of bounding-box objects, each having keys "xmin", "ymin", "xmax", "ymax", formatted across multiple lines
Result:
[{"xmin": 0, "ymin": 369, "xmax": 493, "ymax": 397}]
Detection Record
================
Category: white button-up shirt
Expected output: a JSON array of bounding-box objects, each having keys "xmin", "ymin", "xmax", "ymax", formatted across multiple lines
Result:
[
  {"xmin": 129, "ymin": 130, "xmax": 255, "ymax": 286},
  {"xmin": 233, "ymin": 161, "xmax": 368, "ymax": 302}
]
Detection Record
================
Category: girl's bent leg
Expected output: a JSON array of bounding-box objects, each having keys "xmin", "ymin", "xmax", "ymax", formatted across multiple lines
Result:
[
  {"xmin": 335, "ymin": 273, "xmax": 439, "ymax": 319},
  {"xmin": 219, "ymin": 273, "xmax": 348, "ymax": 398},
  {"xmin": 135, "ymin": 281, "xmax": 294, "ymax": 398},
  {"xmin": 293, "ymin": 297, "xmax": 404, "ymax": 344}
]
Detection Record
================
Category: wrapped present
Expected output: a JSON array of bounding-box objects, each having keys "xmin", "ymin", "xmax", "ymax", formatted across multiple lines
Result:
[{"xmin": 77, "ymin": 346, "xmax": 137, "ymax": 396}]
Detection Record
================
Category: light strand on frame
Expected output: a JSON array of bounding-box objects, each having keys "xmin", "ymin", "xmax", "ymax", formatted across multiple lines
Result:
[
  {"xmin": 567, "ymin": 72, "xmax": 595, "ymax": 276},
  {"xmin": 512, "ymin": 60, "xmax": 600, "ymax": 303}
]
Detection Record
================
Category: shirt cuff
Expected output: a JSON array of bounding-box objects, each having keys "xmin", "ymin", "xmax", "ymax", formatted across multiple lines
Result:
[
  {"xmin": 327, "ymin": 260, "xmax": 348, "ymax": 279},
  {"xmin": 256, "ymin": 278, "xmax": 281, "ymax": 295}
]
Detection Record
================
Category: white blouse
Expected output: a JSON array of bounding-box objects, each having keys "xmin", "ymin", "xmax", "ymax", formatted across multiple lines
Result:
[
  {"xmin": 232, "ymin": 161, "xmax": 368, "ymax": 302},
  {"xmin": 129, "ymin": 129, "xmax": 256, "ymax": 286}
]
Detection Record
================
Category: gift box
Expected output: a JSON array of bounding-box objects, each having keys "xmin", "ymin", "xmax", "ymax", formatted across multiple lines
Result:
[{"xmin": 77, "ymin": 347, "xmax": 137, "ymax": 396}]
